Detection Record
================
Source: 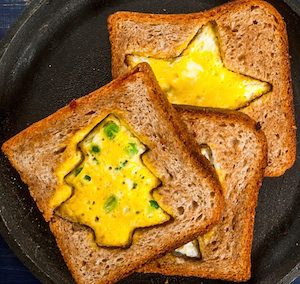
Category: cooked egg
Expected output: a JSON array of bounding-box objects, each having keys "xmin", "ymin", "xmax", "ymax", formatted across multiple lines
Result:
[
  {"xmin": 174, "ymin": 240, "xmax": 201, "ymax": 258},
  {"xmin": 127, "ymin": 22, "xmax": 271, "ymax": 110},
  {"xmin": 51, "ymin": 114, "xmax": 170, "ymax": 247}
]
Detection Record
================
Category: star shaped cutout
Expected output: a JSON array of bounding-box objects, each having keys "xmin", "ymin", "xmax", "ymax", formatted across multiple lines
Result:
[
  {"xmin": 127, "ymin": 22, "xmax": 271, "ymax": 110},
  {"xmin": 54, "ymin": 114, "xmax": 170, "ymax": 247}
]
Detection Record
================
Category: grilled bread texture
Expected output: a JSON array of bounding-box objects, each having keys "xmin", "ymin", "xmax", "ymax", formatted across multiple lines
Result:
[
  {"xmin": 139, "ymin": 106, "xmax": 267, "ymax": 282},
  {"xmin": 2, "ymin": 64, "xmax": 223, "ymax": 284},
  {"xmin": 108, "ymin": 0, "xmax": 296, "ymax": 177}
]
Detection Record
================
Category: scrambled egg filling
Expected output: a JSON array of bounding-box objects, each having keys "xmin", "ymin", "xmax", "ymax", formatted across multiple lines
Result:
[
  {"xmin": 51, "ymin": 114, "xmax": 170, "ymax": 247},
  {"xmin": 127, "ymin": 22, "xmax": 271, "ymax": 110}
]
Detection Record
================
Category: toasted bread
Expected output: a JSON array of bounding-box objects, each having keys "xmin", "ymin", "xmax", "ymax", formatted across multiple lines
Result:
[
  {"xmin": 139, "ymin": 106, "xmax": 267, "ymax": 282},
  {"xmin": 108, "ymin": 0, "xmax": 296, "ymax": 177},
  {"xmin": 1, "ymin": 64, "xmax": 223, "ymax": 284}
]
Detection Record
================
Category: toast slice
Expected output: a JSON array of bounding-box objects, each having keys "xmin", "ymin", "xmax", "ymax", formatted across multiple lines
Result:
[
  {"xmin": 2, "ymin": 63, "xmax": 223, "ymax": 284},
  {"xmin": 108, "ymin": 0, "xmax": 296, "ymax": 177},
  {"xmin": 139, "ymin": 106, "xmax": 267, "ymax": 281}
]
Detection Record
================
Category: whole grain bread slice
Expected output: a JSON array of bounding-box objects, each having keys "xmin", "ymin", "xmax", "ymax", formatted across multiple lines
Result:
[
  {"xmin": 139, "ymin": 106, "xmax": 267, "ymax": 282},
  {"xmin": 2, "ymin": 63, "xmax": 223, "ymax": 284},
  {"xmin": 108, "ymin": 0, "xmax": 296, "ymax": 177}
]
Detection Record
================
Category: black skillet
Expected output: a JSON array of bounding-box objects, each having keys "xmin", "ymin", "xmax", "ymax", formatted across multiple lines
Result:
[{"xmin": 0, "ymin": 0, "xmax": 299, "ymax": 283}]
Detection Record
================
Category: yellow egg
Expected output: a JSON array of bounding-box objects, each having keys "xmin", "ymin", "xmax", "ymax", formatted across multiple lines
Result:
[
  {"xmin": 51, "ymin": 114, "xmax": 170, "ymax": 247},
  {"xmin": 127, "ymin": 23, "xmax": 271, "ymax": 110}
]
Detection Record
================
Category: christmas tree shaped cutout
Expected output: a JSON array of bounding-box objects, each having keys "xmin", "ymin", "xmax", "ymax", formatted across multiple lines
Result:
[{"xmin": 57, "ymin": 114, "xmax": 170, "ymax": 247}]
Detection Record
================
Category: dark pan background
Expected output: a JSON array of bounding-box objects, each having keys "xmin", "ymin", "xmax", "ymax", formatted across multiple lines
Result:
[{"xmin": 0, "ymin": 0, "xmax": 299, "ymax": 283}]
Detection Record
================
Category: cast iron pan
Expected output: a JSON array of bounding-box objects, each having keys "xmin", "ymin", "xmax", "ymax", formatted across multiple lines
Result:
[{"xmin": 0, "ymin": 0, "xmax": 299, "ymax": 283}]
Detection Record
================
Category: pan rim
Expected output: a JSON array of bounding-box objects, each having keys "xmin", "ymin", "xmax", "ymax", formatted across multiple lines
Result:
[{"xmin": 0, "ymin": 0, "xmax": 299, "ymax": 283}]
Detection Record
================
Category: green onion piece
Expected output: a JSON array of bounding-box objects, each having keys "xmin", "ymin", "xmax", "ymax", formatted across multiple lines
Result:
[
  {"xmin": 84, "ymin": 175, "xmax": 91, "ymax": 181},
  {"xmin": 104, "ymin": 195, "xmax": 117, "ymax": 213},
  {"xmin": 127, "ymin": 143, "xmax": 138, "ymax": 155},
  {"xmin": 103, "ymin": 121, "xmax": 120, "ymax": 140},
  {"xmin": 91, "ymin": 145, "xmax": 100, "ymax": 153},
  {"xmin": 74, "ymin": 167, "xmax": 83, "ymax": 176},
  {"xmin": 149, "ymin": 200, "xmax": 160, "ymax": 209},
  {"xmin": 115, "ymin": 160, "xmax": 128, "ymax": 170}
]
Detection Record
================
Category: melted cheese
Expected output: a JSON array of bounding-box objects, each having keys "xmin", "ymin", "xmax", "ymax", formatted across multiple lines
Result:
[
  {"xmin": 51, "ymin": 114, "xmax": 170, "ymax": 247},
  {"xmin": 127, "ymin": 23, "xmax": 271, "ymax": 110}
]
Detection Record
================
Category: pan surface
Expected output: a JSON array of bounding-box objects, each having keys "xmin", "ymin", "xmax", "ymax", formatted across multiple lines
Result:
[{"xmin": 0, "ymin": 0, "xmax": 299, "ymax": 283}]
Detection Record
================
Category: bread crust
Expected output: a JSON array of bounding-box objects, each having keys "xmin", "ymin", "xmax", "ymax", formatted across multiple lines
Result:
[
  {"xmin": 1, "ymin": 63, "xmax": 223, "ymax": 284},
  {"xmin": 139, "ymin": 105, "xmax": 268, "ymax": 282},
  {"xmin": 108, "ymin": 0, "xmax": 296, "ymax": 177}
]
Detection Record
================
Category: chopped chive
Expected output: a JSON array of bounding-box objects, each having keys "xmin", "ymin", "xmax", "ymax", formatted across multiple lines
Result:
[
  {"xmin": 127, "ymin": 143, "xmax": 138, "ymax": 155},
  {"xmin": 115, "ymin": 160, "xmax": 128, "ymax": 170},
  {"xmin": 91, "ymin": 145, "xmax": 100, "ymax": 153},
  {"xmin": 149, "ymin": 200, "xmax": 160, "ymax": 209},
  {"xmin": 104, "ymin": 195, "xmax": 117, "ymax": 213},
  {"xmin": 103, "ymin": 121, "xmax": 119, "ymax": 140},
  {"xmin": 84, "ymin": 175, "xmax": 91, "ymax": 181},
  {"xmin": 74, "ymin": 167, "xmax": 83, "ymax": 176}
]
